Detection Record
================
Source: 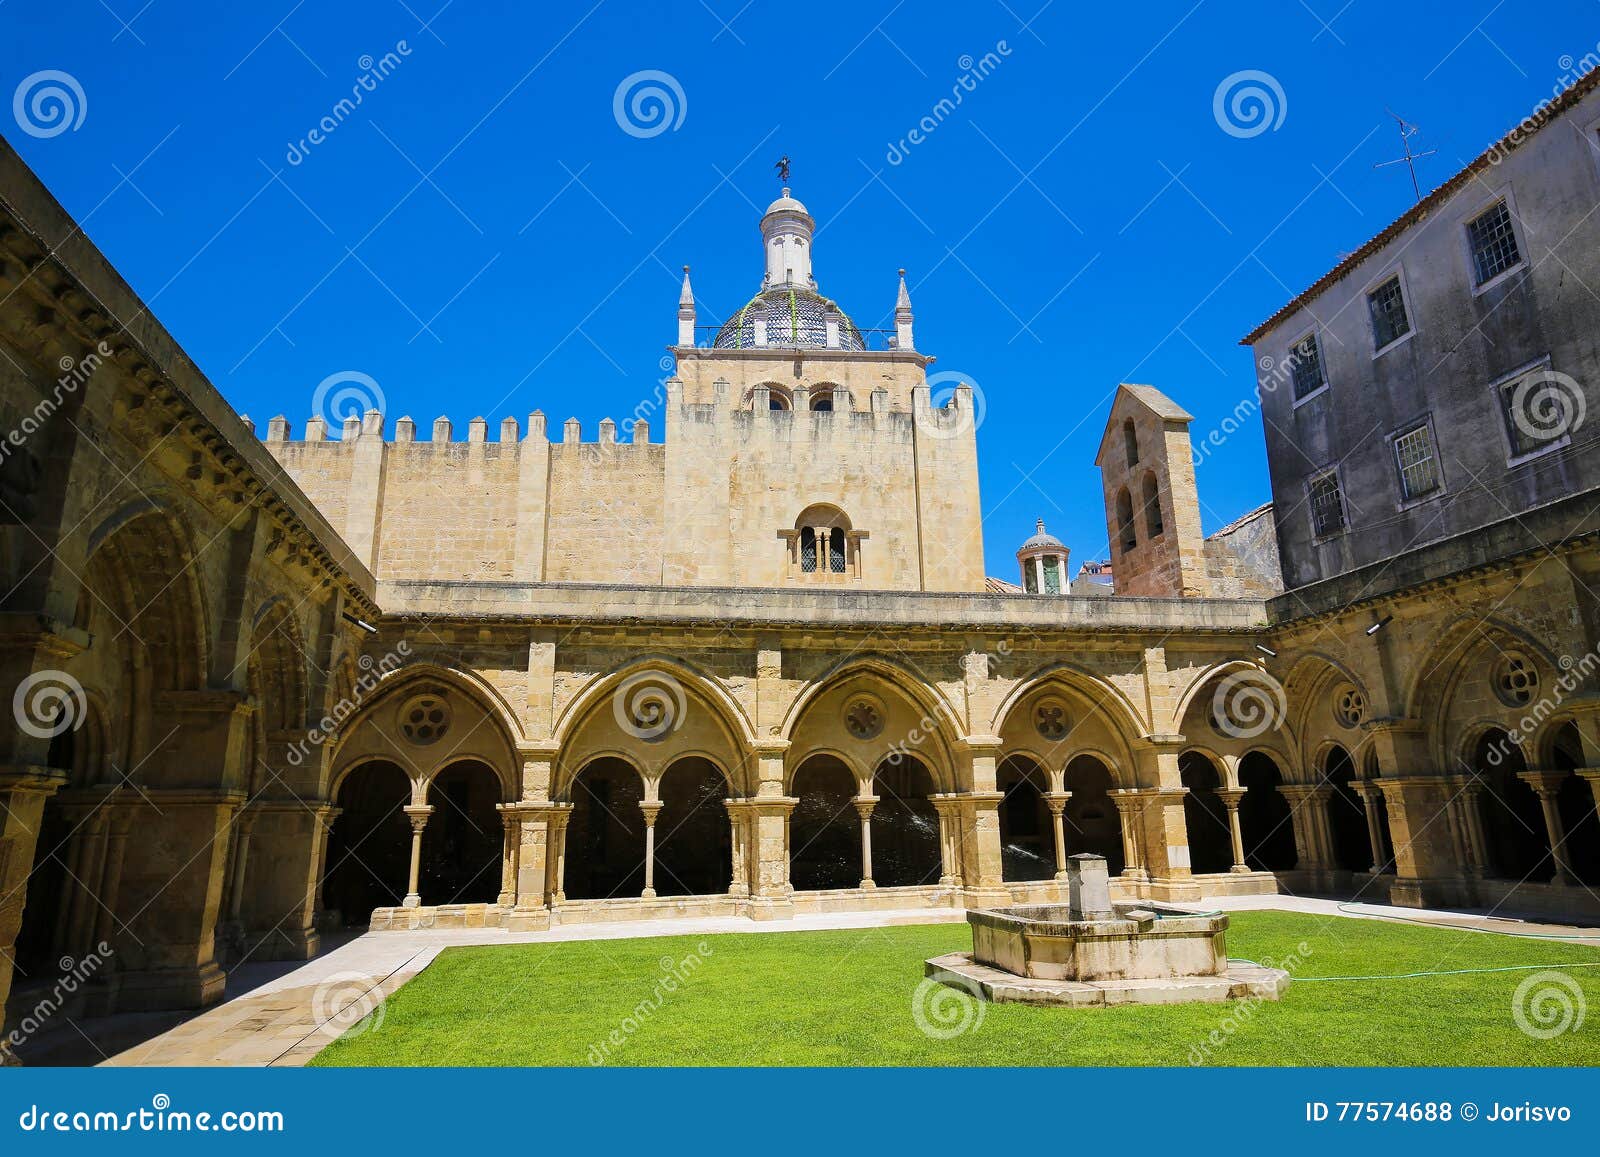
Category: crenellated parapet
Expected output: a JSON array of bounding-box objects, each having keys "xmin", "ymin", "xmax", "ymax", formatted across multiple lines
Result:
[{"xmin": 262, "ymin": 409, "xmax": 654, "ymax": 447}]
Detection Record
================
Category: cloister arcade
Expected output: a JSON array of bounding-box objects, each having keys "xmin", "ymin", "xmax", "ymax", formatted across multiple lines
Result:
[{"xmin": 308, "ymin": 645, "xmax": 1600, "ymax": 929}]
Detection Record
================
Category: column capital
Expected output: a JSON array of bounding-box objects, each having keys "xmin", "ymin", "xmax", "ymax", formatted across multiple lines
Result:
[
  {"xmin": 954, "ymin": 735, "xmax": 1005, "ymax": 755},
  {"xmin": 1215, "ymin": 787, "xmax": 1246, "ymax": 808},
  {"xmin": 1042, "ymin": 790, "xmax": 1070, "ymax": 815},
  {"xmin": 638, "ymin": 801, "xmax": 663, "ymax": 824},
  {"xmin": 1517, "ymin": 769, "xmax": 1575, "ymax": 796},
  {"xmin": 851, "ymin": 796, "xmax": 879, "ymax": 819},
  {"xmin": 403, "ymin": 804, "xmax": 433, "ymax": 833}
]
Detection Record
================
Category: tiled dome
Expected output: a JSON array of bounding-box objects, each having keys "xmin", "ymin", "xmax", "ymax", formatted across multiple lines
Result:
[{"xmin": 713, "ymin": 286, "xmax": 866, "ymax": 351}]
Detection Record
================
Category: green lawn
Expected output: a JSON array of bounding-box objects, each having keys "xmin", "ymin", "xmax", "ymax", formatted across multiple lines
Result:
[{"xmin": 312, "ymin": 911, "xmax": 1600, "ymax": 1066}]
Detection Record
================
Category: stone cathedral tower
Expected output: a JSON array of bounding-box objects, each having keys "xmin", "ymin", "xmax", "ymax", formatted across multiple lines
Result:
[{"xmin": 264, "ymin": 187, "xmax": 987, "ymax": 592}]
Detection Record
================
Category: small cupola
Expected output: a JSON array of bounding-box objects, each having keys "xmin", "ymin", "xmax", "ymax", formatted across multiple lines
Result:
[{"xmin": 1016, "ymin": 519, "xmax": 1069, "ymax": 595}]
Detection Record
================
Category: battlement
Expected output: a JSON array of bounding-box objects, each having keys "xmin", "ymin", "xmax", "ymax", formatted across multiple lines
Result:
[
  {"xmin": 259, "ymin": 380, "xmax": 983, "ymax": 594},
  {"xmin": 254, "ymin": 409, "xmax": 654, "ymax": 447}
]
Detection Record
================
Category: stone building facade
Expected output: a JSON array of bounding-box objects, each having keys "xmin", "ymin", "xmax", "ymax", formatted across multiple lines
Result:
[{"xmin": 2, "ymin": 72, "xmax": 1600, "ymax": 1036}]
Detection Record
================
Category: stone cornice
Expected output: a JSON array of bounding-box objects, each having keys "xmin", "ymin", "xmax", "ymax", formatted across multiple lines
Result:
[{"xmin": 376, "ymin": 580, "xmax": 1269, "ymax": 636}]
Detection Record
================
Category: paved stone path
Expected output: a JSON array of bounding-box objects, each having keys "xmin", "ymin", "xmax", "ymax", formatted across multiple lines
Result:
[{"xmin": 92, "ymin": 896, "xmax": 1595, "ymax": 1067}]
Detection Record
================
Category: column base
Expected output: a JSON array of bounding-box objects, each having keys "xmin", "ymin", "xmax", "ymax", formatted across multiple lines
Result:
[
  {"xmin": 1230, "ymin": 864, "xmax": 1253, "ymax": 874},
  {"xmin": 112, "ymin": 961, "xmax": 226, "ymax": 1012},
  {"xmin": 745, "ymin": 897, "xmax": 795, "ymax": 921},
  {"xmin": 1053, "ymin": 870, "xmax": 1069, "ymax": 882},
  {"xmin": 1144, "ymin": 877, "xmax": 1204, "ymax": 902},
  {"xmin": 859, "ymin": 879, "xmax": 875, "ymax": 889},
  {"xmin": 640, "ymin": 887, "xmax": 657, "ymax": 899},
  {"xmin": 506, "ymin": 905, "xmax": 552, "ymax": 932},
  {"xmin": 402, "ymin": 894, "xmax": 421, "ymax": 908},
  {"xmin": 961, "ymin": 886, "xmax": 1011, "ymax": 909}
]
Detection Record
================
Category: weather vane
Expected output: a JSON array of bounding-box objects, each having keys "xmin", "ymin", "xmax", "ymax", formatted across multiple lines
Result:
[
  {"xmin": 1373, "ymin": 110, "xmax": 1437, "ymax": 203},
  {"xmin": 775, "ymin": 155, "xmax": 791, "ymax": 183}
]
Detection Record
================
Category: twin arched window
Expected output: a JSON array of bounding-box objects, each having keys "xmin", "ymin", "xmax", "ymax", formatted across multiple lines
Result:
[{"xmin": 785, "ymin": 504, "xmax": 861, "ymax": 580}]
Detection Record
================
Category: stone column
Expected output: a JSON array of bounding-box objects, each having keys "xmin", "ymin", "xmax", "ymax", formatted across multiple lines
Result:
[
  {"xmin": 1374, "ymin": 775, "xmax": 1473, "ymax": 908},
  {"xmin": 95, "ymin": 807, "xmax": 133, "ymax": 950},
  {"xmin": 1518, "ymin": 771, "xmax": 1577, "ymax": 886},
  {"xmin": 402, "ymin": 805, "xmax": 432, "ymax": 908},
  {"xmin": 746, "ymin": 741, "xmax": 797, "ymax": 919},
  {"xmin": 0, "ymin": 767, "xmax": 67, "ymax": 1021},
  {"xmin": 640, "ymin": 801, "xmax": 662, "ymax": 898},
  {"xmin": 724, "ymin": 800, "xmax": 751, "ymax": 897},
  {"xmin": 549, "ymin": 808, "xmax": 570, "ymax": 904},
  {"xmin": 1445, "ymin": 777, "xmax": 1490, "ymax": 878},
  {"xmin": 1352, "ymin": 780, "xmax": 1390, "ymax": 873},
  {"xmin": 931, "ymin": 796, "xmax": 963, "ymax": 888},
  {"xmin": 1279, "ymin": 785, "xmax": 1334, "ymax": 878},
  {"xmin": 1110, "ymin": 790, "xmax": 1149, "ymax": 880},
  {"xmin": 1217, "ymin": 787, "xmax": 1249, "ymax": 873},
  {"xmin": 1043, "ymin": 792, "xmax": 1070, "ymax": 880},
  {"xmin": 853, "ymin": 797, "xmax": 878, "ymax": 888},
  {"xmin": 957, "ymin": 737, "xmax": 1007, "ymax": 902},
  {"xmin": 1581, "ymin": 769, "xmax": 1600, "ymax": 812},
  {"xmin": 227, "ymin": 808, "xmax": 258, "ymax": 923},
  {"xmin": 497, "ymin": 811, "xmax": 519, "ymax": 907}
]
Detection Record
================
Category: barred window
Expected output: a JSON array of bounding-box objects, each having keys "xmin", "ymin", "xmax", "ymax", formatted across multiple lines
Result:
[
  {"xmin": 1392, "ymin": 423, "xmax": 1440, "ymax": 500},
  {"xmin": 1367, "ymin": 276, "xmax": 1411, "ymax": 350},
  {"xmin": 1497, "ymin": 371, "xmax": 1571, "ymax": 458},
  {"xmin": 1309, "ymin": 471, "xmax": 1347, "ymax": 538},
  {"xmin": 1467, "ymin": 200, "xmax": 1521, "ymax": 286},
  {"xmin": 1290, "ymin": 333, "xmax": 1326, "ymax": 400}
]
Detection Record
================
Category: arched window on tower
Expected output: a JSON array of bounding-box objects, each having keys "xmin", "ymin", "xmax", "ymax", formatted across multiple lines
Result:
[
  {"xmin": 1115, "ymin": 487, "xmax": 1137, "ymax": 553},
  {"xmin": 1142, "ymin": 472, "xmax": 1164, "ymax": 537},
  {"xmin": 1123, "ymin": 418, "xmax": 1139, "ymax": 466},
  {"xmin": 746, "ymin": 383, "xmax": 791, "ymax": 410},
  {"xmin": 785, "ymin": 504, "xmax": 862, "ymax": 582},
  {"xmin": 810, "ymin": 386, "xmax": 835, "ymax": 412}
]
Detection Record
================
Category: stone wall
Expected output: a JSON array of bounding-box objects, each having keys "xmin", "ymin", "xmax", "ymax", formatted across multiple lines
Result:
[
  {"xmin": 1247, "ymin": 80, "xmax": 1600, "ymax": 592},
  {"xmin": 264, "ymin": 354, "xmax": 985, "ymax": 593}
]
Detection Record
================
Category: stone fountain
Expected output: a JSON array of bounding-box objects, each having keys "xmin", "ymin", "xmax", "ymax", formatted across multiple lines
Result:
[{"xmin": 925, "ymin": 854, "xmax": 1290, "ymax": 1007}]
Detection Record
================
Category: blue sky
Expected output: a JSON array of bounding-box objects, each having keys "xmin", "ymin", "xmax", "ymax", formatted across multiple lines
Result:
[{"xmin": 4, "ymin": 0, "xmax": 1596, "ymax": 579}]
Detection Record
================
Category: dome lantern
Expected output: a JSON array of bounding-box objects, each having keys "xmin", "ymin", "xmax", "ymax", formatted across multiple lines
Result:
[{"xmin": 1016, "ymin": 519, "xmax": 1069, "ymax": 596}]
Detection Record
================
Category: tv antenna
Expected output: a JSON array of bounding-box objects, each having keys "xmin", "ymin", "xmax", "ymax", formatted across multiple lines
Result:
[{"xmin": 1373, "ymin": 110, "xmax": 1436, "ymax": 203}]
